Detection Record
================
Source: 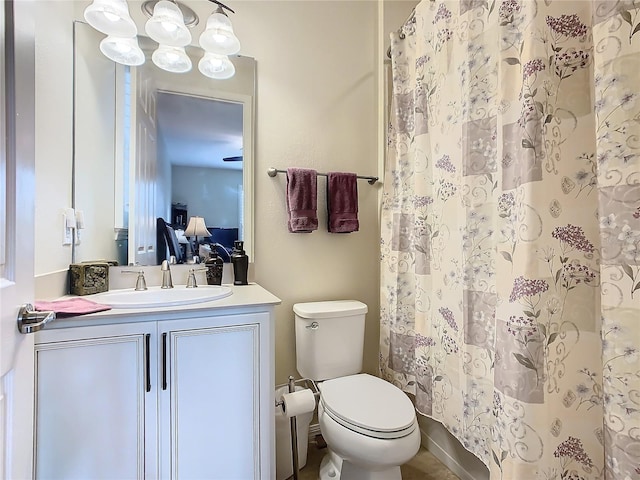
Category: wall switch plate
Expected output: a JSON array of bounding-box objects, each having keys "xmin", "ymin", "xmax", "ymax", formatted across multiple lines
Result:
[
  {"xmin": 62, "ymin": 208, "xmax": 75, "ymax": 246},
  {"xmin": 63, "ymin": 218, "xmax": 73, "ymax": 245}
]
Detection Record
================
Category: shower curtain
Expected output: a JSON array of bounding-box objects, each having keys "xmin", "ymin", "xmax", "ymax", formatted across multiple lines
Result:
[{"xmin": 380, "ymin": 1, "xmax": 640, "ymax": 478}]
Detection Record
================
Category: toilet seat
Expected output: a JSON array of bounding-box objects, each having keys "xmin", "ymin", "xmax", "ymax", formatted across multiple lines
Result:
[{"xmin": 319, "ymin": 374, "xmax": 416, "ymax": 440}]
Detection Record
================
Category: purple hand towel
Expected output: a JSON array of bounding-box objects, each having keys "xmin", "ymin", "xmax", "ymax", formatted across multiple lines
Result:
[
  {"xmin": 286, "ymin": 168, "xmax": 318, "ymax": 233},
  {"xmin": 327, "ymin": 172, "xmax": 359, "ymax": 233},
  {"xmin": 35, "ymin": 298, "xmax": 111, "ymax": 317}
]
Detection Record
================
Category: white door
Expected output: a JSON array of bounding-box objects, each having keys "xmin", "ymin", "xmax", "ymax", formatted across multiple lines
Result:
[
  {"xmin": 130, "ymin": 66, "xmax": 158, "ymax": 266},
  {"xmin": 0, "ymin": 1, "xmax": 37, "ymax": 478}
]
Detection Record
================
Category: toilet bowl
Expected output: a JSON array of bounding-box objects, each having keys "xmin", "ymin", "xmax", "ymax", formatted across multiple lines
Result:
[
  {"xmin": 294, "ymin": 301, "xmax": 420, "ymax": 479},
  {"xmin": 317, "ymin": 374, "xmax": 421, "ymax": 480}
]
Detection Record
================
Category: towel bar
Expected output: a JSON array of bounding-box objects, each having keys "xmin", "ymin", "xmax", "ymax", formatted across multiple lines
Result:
[{"xmin": 267, "ymin": 167, "xmax": 378, "ymax": 185}]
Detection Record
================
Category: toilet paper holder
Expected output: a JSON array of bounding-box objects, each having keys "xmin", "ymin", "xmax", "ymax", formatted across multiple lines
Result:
[
  {"xmin": 275, "ymin": 376, "xmax": 319, "ymax": 480},
  {"xmin": 274, "ymin": 377, "xmax": 319, "ymax": 410}
]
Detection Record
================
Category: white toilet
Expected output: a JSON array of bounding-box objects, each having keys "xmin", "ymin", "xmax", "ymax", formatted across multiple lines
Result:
[{"xmin": 294, "ymin": 300, "xmax": 421, "ymax": 480}]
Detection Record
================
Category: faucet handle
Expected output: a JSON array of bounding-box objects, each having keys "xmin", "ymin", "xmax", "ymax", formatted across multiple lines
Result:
[
  {"xmin": 186, "ymin": 269, "xmax": 197, "ymax": 288},
  {"xmin": 186, "ymin": 268, "xmax": 206, "ymax": 288},
  {"xmin": 122, "ymin": 270, "xmax": 147, "ymax": 291}
]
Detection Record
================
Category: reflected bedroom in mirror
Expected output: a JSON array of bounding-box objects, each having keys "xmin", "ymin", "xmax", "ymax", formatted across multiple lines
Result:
[{"xmin": 73, "ymin": 18, "xmax": 255, "ymax": 268}]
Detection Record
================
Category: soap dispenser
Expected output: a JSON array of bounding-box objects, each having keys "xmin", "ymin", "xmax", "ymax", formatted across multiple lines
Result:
[
  {"xmin": 231, "ymin": 240, "xmax": 249, "ymax": 285},
  {"xmin": 205, "ymin": 249, "xmax": 224, "ymax": 286}
]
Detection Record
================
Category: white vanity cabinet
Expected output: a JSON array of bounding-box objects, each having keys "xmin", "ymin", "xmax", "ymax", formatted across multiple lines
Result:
[{"xmin": 34, "ymin": 291, "xmax": 277, "ymax": 480}]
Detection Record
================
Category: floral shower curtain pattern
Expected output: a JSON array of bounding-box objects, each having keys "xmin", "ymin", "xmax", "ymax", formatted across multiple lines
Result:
[{"xmin": 380, "ymin": 1, "xmax": 640, "ymax": 478}]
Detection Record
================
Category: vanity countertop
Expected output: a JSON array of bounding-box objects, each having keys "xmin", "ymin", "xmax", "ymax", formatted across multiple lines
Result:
[{"xmin": 41, "ymin": 283, "xmax": 281, "ymax": 330}]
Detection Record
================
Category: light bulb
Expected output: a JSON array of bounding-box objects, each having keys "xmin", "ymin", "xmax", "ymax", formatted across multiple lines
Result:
[
  {"xmin": 103, "ymin": 11, "xmax": 120, "ymax": 22},
  {"xmin": 208, "ymin": 57, "xmax": 223, "ymax": 70},
  {"xmin": 161, "ymin": 21, "xmax": 178, "ymax": 33}
]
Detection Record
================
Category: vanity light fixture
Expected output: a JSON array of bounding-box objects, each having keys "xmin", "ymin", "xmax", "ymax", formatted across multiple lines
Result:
[
  {"xmin": 141, "ymin": 0, "xmax": 200, "ymax": 28},
  {"xmin": 84, "ymin": 0, "xmax": 137, "ymax": 37},
  {"xmin": 152, "ymin": 44, "xmax": 192, "ymax": 73},
  {"xmin": 144, "ymin": 0, "xmax": 192, "ymax": 47},
  {"xmin": 199, "ymin": 5, "xmax": 241, "ymax": 56},
  {"xmin": 100, "ymin": 36, "xmax": 145, "ymax": 66},
  {"xmin": 85, "ymin": 0, "xmax": 240, "ymax": 79},
  {"xmin": 198, "ymin": 52, "xmax": 235, "ymax": 79}
]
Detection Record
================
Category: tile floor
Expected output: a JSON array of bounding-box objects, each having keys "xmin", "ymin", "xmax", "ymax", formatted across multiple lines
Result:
[{"xmin": 295, "ymin": 436, "xmax": 460, "ymax": 480}]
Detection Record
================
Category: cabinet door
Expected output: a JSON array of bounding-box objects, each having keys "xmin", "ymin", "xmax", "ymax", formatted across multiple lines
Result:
[
  {"xmin": 160, "ymin": 315, "xmax": 263, "ymax": 480},
  {"xmin": 35, "ymin": 326, "xmax": 155, "ymax": 479}
]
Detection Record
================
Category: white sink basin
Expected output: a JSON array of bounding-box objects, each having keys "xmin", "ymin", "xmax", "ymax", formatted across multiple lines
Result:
[{"xmin": 90, "ymin": 285, "xmax": 232, "ymax": 309}]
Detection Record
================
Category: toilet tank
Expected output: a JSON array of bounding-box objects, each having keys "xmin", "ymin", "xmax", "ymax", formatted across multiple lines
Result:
[{"xmin": 294, "ymin": 300, "xmax": 368, "ymax": 381}]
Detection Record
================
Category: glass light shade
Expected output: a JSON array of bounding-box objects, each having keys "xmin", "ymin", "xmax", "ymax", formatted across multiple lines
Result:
[
  {"xmin": 184, "ymin": 217, "xmax": 211, "ymax": 237},
  {"xmin": 84, "ymin": 0, "xmax": 137, "ymax": 37},
  {"xmin": 199, "ymin": 12, "xmax": 241, "ymax": 55},
  {"xmin": 99, "ymin": 36, "xmax": 145, "ymax": 66},
  {"xmin": 152, "ymin": 45, "xmax": 192, "ymax": 73},
  {"xmin": 145, "ymin": 0, "xmax": 191, "ymax": 47},
  {"xmin": 198, "ymin": 52, "xmax": 235, "ymax": 80}
]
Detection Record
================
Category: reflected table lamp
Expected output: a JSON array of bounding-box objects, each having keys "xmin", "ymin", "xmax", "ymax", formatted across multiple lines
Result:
[{"xmin": 184, "ymin": 216, "xmax": 211, "ymax": 261}]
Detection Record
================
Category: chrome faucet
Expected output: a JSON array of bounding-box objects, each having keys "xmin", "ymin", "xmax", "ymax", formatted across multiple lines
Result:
[{"xmin": 161, "ymin": 260, "xmax": 173, "ymax": 289}]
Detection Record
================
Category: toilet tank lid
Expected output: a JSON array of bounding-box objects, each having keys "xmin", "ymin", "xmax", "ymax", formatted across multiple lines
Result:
[{"xmin": 293, "ymin": 300, "xmax": 368, "ymax": 319}]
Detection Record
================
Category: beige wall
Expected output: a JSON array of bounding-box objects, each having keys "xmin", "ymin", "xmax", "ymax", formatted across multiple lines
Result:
[
  {"xmin": 238, "ymin": 1, "xmax": 381, "ymax": 384},
  {"xmin": 34, "ymin": 1, "xmax": 74, "ymax": 276}
]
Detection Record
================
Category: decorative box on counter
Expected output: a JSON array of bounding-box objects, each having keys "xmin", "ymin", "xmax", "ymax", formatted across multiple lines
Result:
[{"xmin": 69, "ymin": 261, "xmax": 116, "ymax": 296}]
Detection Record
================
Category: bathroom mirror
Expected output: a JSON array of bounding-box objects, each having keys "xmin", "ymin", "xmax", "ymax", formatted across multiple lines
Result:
[{"xmin": 72, "ymin": 21, "xmax": 255, "ymax": 266}]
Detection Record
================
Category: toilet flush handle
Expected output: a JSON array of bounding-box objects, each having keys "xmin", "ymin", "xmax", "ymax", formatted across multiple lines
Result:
[{"xmin": 306, "ymin": 321, "xmax": 319, "ymax": 330}]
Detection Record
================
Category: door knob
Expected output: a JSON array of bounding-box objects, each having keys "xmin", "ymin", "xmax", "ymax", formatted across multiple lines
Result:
[{"xmin": 17, "ymin": 304, "xmax": 56, "ymax": 334}]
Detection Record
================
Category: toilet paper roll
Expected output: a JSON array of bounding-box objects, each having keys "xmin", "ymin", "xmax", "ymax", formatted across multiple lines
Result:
[{"xmin": 280, "ymin": 388, "xmax": 316, "ymax": 418}]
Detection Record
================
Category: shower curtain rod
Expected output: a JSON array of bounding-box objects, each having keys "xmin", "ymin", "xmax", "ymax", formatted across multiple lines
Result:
[
  {"xmin": 387, "ymin": 5, "xmax": 417, "ymax": 59},
  {"xmin": 386, "ymin": 29, "xmax": 406, "ymax": 59},
  {"xmin": 267, "ymin": 167, "xmax": 378, "ymax": 185}
]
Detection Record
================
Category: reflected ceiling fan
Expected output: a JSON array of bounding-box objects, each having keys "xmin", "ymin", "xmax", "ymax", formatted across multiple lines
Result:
[{"xmin": 223, "ymin": 146, "xmax": 243, "ymax": 162}]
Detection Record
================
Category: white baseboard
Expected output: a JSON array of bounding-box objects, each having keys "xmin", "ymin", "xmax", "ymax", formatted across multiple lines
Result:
[
  {"xmin": 419, "ymin": 419, "xmax": 489, "ymax": 480},
  {"xmin": 420, "ymin": 431, "xmax": 473, "ymax": 480}
]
